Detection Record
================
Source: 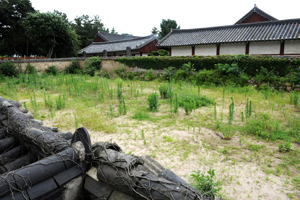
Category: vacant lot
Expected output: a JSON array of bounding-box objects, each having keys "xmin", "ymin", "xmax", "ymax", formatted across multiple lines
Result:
[{"xmin": 1, "ymin": 74, "xmax": 300, "ymax": 199}]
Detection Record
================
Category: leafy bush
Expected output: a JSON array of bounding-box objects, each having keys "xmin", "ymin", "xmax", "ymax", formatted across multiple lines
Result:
[
  {"xmin": 147, "ymin": 93, "xmax": 159, "ymax": 111},
  {"xmin": 143, "ymin": 69, "xmax": 156, "ymax": 81},
  {"xmin": 65, "ymin": 59, "xmax": 82, "ymax": 74},
  {"xmin": 190, "ymin": 168, "xmax": 222, "ymax": 199},
  {"xmin": 148, "ymin": 49, "xmax": 169, "ymax": 56},
  {"xmin": 0, "ymin": 61, "xmax": 18, "ymax": 77},
  {"xmin": 159, "ymin": 83, "xmax": 169, "ymax": 99},
  {"xmin": 215, "ymin": 63, "xmax": 243, "ymax": 76},
  {"xmin": 84, "ymin": 57, "xmax": 102, "ymax": 76},
  {"xmin": 25, "ymin": 63, "xmax": 36, "ymax": 74},
  {"xmin": 45, "ymin": 65, "xmax": 59, "ymax": 75},
  {"xmin": 182, "ymin": 61, "xmax": 195, "ymax": 74},
  {"xmin": 162, "ymin": 66, "xmax": 177, "ymax": 81},
  {"xmin": 113, "ymin": 67, "xmax": 128, "ymax": 79},
  {"xmin": 178, "ymin": 94, "xmax": 215, "ymax": 114}
]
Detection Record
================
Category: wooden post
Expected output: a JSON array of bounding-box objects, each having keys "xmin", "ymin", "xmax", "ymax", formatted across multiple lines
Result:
[
  {"xmin": 280, "ymin": 41, "xmax": 285, "ymax": 55},
  {"xmin": 216, "ymin": 44, "xmax": 220, "ymax": 56},
  {"xmin": 245, "ymin": 43, "xmax": 250, "ymax": 55},
  {"xmin": 192, "ymin": 46, "xmax": 195, "ymax": 56}
]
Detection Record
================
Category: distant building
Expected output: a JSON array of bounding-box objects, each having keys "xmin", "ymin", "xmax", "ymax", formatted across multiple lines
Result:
[
  {"xmin": 78, "ymin": 32, "xmax": 159, "ymax": 57},
  {"xmin": 157, "ymin": 5, "xmax": 300, "ymax": 56}
]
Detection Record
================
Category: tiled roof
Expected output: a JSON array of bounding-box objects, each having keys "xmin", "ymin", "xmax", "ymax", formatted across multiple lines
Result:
[
  {"xmin": 157, "ymin": 19, "xmax": 300, "ymax": 47},
  {"xmin": 96, "ymin": 31, "xmax": 140, "ymax": 42},
  {"xmin": 235, "ymin": 5, "xmax": 277, "ymax": 24},
  {"xmin": 79, "ymin": 35, "xmax": 157, "ymax": 54}
]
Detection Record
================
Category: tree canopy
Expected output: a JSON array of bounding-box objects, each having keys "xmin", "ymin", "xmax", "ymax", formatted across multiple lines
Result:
[
  {"xmin": 22, "ymin": 11, "xmax": 80, "ymax": 58},
  {"xmin": 71, "ymin": 15, "xmax": 110, "ymax": 49},
  {"xmin": 158, "ymin": 19, "xmax": 180, "ymax": 40},
  {"xmin": 0, "ymin": 0, "xmax": 35, "ymax": 56}
]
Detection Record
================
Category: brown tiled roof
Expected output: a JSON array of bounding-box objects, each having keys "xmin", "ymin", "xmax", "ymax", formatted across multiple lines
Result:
[{"xmin": 157, "ymin": 19, "xmax": 300, "ymax": 47}]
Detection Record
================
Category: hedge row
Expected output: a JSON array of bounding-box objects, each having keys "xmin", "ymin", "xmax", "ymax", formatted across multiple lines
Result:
[{"xmin": 116, "ymin": 55, "xmax": 300, "ymax": 77}]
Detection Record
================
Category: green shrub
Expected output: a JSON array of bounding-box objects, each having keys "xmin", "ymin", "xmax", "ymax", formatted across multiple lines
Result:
[
  {"xmin": 147, "ymin": 93, "xmax": 159, "ymax": 111},
  {"xmin": 159, "ymin": 83, "xmax": 169, "ymax": 99},
  {"xmin": 179, "ymin": 94, "xmax": 215, "ymax": 108},
  {"xmin": 190, "ymin": 168, "xmax": 222, "ymax": 199},
  {"xmin": 0, "ymin": 61, "xmax": 18, "ymax": 77},
  {"xmin": 25, "ymin": 63, "xmax": 36, "ymax": 74},
  {"xmin": 65, "ymin": 59, "xmax": 82, "ymax": 74},
  {"xmin": 162, "ymin": 66, "xmax": 177, "ymax": 81},
  {"xmin": 113, "ymin": 67, "xmax": 128, "ymax": 79},
  {"xmin": 143, "ymin": 69, "xmax": 156, "ymax": 81},
  {"xmin": 45, "ymin": 65, "xmax": 59, "ymax": 75},
  {"xmin": 84, "ymin": 57, "xmax": 102, "ymax": 76},
  {"xmin": 132, "ymin": 112, "xmax": 150, "ymax": 120}
]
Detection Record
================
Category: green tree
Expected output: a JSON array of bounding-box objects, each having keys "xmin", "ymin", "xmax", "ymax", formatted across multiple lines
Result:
[
  {"xmin": 0, "ymin": 0, "xmax": 35, "ymax": 56},
  {"xmin": 158, "ymin": 19, "xmax": 180, "ymax": 40},
  {"xmin": 22, "ymin": 11, "xmax": 80, "ymax": 58},
  {"xmin": 151, "ymin": 27, "xmax": 159, "ymax": 35},
  {"xmin": 71, "ymin": 15, "xmax": 110, "ymax": 49}
]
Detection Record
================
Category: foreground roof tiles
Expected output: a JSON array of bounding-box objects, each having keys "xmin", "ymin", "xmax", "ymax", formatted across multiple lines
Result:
[
  {"xmin": 79, "ymin": 35, "xmax": 157, "ymax": 54},
  {"xmin": 157, "ymin": 19, "xmax": 300, "ymax": 47}
]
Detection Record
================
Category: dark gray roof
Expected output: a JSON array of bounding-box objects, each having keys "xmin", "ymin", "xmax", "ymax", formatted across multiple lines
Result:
[
  {"xmin": 235, "ymin": 5, "xmax": 277, "ymax": 24},
  {"xmin": 79, "ymin": 35, "xmax": 157, "ymax": 54},
  {"xmin": 157, "ymin": 19, "xmax": 300, "ymax": 47},
  {"xmin": 95, "ymin": 31, "xmax": 140, "ymax": 42}
]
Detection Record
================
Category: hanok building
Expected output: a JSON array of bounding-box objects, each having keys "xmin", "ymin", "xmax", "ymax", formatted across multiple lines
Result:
[
  {"xmin": 78, "ymin": 32, "xmax": 159, "ymax": 57},
  {"xmin": 157, "ymin": 5, "xmax": 300, "ymax": 56}
]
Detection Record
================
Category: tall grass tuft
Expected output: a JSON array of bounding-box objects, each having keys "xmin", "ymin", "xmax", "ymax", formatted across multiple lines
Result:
[
  {"xmin": 290, "ymin": 91, "xmax": 299, "ymax": 107},
  {"xmin": 228, "ymin": 97, "xmax": 234, "ymax": 124},
  {"xmin": 245, "ymin": 98, "xmax": 252, "ymax": 119}
]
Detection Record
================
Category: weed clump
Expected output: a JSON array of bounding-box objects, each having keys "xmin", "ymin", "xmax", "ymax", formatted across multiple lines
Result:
[
  {"xmin": 178, "ymin": 94, "xmax": 215, "ymax": 115},
  {"xmin": 147, "ymin": 93, "xmax": 159, "ymax": 111},
  {"xmin": 190, "ymin": 168, "xmax": 222, "ymax": 199}
]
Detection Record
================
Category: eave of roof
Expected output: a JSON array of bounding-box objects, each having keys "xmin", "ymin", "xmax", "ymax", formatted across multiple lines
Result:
[{"xmin": 157, "ymin": 18, "xmax": 300, "ymax": 47}]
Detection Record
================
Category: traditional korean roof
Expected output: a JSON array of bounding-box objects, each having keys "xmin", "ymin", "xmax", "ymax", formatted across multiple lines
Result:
[
  {"xmin": 79, "ymin": 35, "xmax": 157, "ymax": 54},
  {"xmin": 95, "ymin": 31, "xmax": 140, "ymax": 42},
  {"xmin": 157, "ymin": 19, "xmax": 300, "ymax": 47},
  {"xmin": 235, "ymin": 5, "xmax": 277, "ymax": 24}
]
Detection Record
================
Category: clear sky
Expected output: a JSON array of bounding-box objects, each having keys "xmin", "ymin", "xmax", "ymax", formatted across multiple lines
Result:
[{"xmin": 29, "ymin": 0, "xmax": 300, "ymax": 36}]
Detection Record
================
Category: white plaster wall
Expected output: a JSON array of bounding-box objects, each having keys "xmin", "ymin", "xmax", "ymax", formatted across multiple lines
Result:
[
  {"xmin": 171, "ymin": 46, "xmax": 192, "ymax": 56},
  {"xmin": 142, "ymin": 53, "xmax": 148, "ymax": 57},
  {"xmin": 249, "ymin": 41, "xmax": 280, "ymax": 54},
  {"xmin": 220, "ymin": 43, "xmax": 245, "ymax": 55},
  {"xmin": 284, "ymin": 40, "xmax": 300, "ymax": 54},
  {"xmin": 195, "ymin": 45, "xmax": 216, "ymax": 56}
]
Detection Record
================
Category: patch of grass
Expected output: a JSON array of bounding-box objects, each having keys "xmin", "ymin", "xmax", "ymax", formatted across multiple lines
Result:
[{"xmin": 132, "ymin": 112, "xmax": 150, "ymax": 120}]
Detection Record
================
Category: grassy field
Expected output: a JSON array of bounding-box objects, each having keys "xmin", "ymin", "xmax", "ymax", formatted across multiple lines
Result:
[{"xmin": 1, "ymin": 74, "xmax": 300, "ymax": 199}]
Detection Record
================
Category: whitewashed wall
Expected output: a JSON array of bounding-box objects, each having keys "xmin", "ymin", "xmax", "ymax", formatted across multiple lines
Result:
[
  {"xmin": 195, "ymin": 45, "xmax": 216, "ymax": 56},
  {"xmin": 171, "ymin": 46, "xmax": 192, "ymax": 56},
  {"xmin": 142, "ymin": 53, "xmax": 149, "ymax": 57},
  {"xmin": 220, "ymin": 43, "xmax": 245, "ymax": 55},
  {"xmin": 284, "ymin": 40, "xmax": 300, "ymax": 54},
  {"xmin": 249, "ymin": 41, "xmax": 280, "ymax": 54}
]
